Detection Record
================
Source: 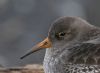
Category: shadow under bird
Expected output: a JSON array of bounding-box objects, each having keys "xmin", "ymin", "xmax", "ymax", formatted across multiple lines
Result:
[{"xmin": 20, "ymin": 16, "xmax": 100, "ymax": 73}]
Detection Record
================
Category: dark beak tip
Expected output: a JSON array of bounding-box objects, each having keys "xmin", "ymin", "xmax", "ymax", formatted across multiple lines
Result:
[
  {"xmin": 20, "ymin": 51, "xmax": 34, "ymax": 60},
  {"xmin": 20, "ymin": 55, "xmax": 26, "ymax": 60},
  {"xmin": 20, "ymin": 56, "xmax": 24, "ymax": 60}
]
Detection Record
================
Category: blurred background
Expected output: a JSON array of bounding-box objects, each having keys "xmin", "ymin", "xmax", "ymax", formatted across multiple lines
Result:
[{"xmin": 0, "ymin": 0, "xmax": 100, "ymax": 67}]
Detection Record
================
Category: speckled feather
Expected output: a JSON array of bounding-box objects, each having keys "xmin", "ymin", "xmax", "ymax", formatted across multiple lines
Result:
[{"xmin": 64, "ymin": 64, "xmax": 100, "ymax": 73}]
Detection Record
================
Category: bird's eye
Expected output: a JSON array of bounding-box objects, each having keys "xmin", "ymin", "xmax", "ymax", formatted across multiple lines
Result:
[
  {"xmin": 55, "ymin": 32, "xmax": 66, "ymax": 40},
  {"xmin": 58, "ymin": 32, "xmax": 66, "ymax": 37}
]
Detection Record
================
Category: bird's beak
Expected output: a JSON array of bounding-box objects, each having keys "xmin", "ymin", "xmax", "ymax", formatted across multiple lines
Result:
[{"xmin": 20, "ymin": 37, "xmax": 52, "ymax": 59}]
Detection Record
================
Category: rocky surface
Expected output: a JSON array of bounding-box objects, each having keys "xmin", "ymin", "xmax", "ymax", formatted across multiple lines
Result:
[{"xmin": 0, "ymin": 64, "xmax": 44, "ymax": 73}]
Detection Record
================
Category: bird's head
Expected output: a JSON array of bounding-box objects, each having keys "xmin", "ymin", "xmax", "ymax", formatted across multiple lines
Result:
[{"xmin": 20, "ymin": 16, "xmax": 92, "ymax": 59}]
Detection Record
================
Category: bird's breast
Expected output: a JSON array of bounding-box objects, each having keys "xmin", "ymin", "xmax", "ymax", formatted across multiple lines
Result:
[
  {"xmin": 43, "ymin": 56, "xmax": 65, "ymax": 73},
  {"xmin": 43, "ymin": 49, "xmax": 66, "ymax": 73},
  {"xmin": 43, "ymin": 49, "xmax": 100, "ymax": 73},
  {"xmin": 43, "ymin": 55, "xmax": 100, "ymax": 73}
]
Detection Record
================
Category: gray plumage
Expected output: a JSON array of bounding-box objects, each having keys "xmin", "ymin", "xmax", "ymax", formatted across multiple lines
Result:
[{"xmin": 43, "ymin": 17, "xmax": 100, "ymax": 73}]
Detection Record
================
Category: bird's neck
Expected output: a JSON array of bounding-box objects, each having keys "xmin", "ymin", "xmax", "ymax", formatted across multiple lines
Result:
[{"xmin": 43, "ymin": 48, "xmax": 67, "ymax": 73}]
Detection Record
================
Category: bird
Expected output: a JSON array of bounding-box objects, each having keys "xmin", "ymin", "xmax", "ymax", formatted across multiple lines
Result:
[{"xmin": 20, "ymin": 16, "xmax": 100, "ymax": 73}]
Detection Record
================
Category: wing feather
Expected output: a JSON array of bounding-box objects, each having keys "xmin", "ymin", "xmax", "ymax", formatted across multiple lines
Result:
[{"xmin": 68, "ymin": 43, "xmax": 100, "ymax": 64}]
